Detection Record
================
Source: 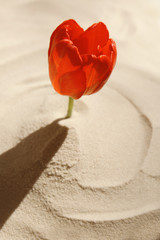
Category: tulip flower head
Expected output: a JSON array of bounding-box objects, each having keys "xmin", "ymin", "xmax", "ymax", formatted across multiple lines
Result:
[{"xmin": 48, "ymin": 19, "xmax": 117, "ymax": 117}]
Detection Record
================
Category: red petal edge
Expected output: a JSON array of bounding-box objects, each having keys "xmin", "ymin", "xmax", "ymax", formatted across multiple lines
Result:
[
  {"xmin": 49, "ymin": 39, "xmax": 86, "ymax": 98},
  {"xmin": 82, "ymin": 54, "xmax": 112, "ymax": 95},
  {"xmin": 48, "ymin": 19, "xmax": 84, "ymax": 58},
  {"xmin": 73, "ymin": 22, "xmax": 109, "ymax": 55}
]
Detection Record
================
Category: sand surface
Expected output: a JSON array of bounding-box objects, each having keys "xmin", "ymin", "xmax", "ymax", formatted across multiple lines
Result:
[{"xmin": 0, "ymin": 0, "xmax": 160, "ymax": 239}]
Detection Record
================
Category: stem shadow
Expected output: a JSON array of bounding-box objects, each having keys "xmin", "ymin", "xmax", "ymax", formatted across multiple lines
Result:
[{"xmin": 0, "ymin": 118, "xmax": 68, "ymax": 228}]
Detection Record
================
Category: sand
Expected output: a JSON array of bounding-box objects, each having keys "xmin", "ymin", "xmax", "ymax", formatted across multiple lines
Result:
[{"xmin": 0, "ymin": 0, "xmax": 160, "ymax": 239}]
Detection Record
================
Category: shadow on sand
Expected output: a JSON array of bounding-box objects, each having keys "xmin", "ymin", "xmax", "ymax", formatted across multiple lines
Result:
[{"xmin": 0, "ymin": 118, "xmax": 68, "ymax": 228}]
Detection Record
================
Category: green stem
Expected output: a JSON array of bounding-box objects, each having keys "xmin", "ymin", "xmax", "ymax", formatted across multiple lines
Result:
[{"xmin": 66, "ymin": 96, "xmax": 74, "ymax": 118}]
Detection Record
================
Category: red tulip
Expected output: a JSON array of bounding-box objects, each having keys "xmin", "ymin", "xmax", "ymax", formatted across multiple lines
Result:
[{"xmin": 48, "ymin": 19, "xmax": 117, "ymax": 100}]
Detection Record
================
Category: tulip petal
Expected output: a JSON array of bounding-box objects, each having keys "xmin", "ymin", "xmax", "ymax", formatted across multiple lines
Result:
[
  {"xmin": 52, "ymin": 39, "xmax": 82, "ymax": 72},
  {"xmin": 82, "ymin": 54, "xmax": 112, "ymax": 95},
  {"xmin": 49, "ymin": 39, "xmax": 86, "ymax": 98},
  {"xmin": 102, "ymin": 38, "xmax": 117, "ymax": 68},
  {"xmin": 74, "ymin": 22, "xmax": 109, "ymax": 55},
  {"xmin": 48, "ymin": 19, "xmax": 84, "ymax": 57},
  {"xmin": 59, "ymin": 69, "xmax": 86, "ymax": 99},
  {"xmin": 48, "ymin": 27, "xmax": 70, "ymax": 58}
]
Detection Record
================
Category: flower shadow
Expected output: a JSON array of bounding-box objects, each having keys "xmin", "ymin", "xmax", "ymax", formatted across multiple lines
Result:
[{"xmin": 0, "ymin": 118, "xmax": 68, "ymax": 228}]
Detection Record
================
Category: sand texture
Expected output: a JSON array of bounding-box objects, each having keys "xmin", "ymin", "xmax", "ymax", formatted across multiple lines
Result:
[{"xmin": 0, "ymin": 0, "xmax": 160, "ymax": 239}]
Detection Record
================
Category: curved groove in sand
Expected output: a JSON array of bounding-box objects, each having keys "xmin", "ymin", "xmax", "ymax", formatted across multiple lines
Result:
[
  {"xmin": 141, "ymin": 170, "xmax": 160, "ymax": 179},
  {"xmin": 0, "ymin": 48, "xmax": 46, "ymax": 67},
  {"xmin": 119, "ymin": 63, "xmax": 160, "ymax": 86},
  {"xmin": 142, "ymin": 128, "xmax": 160, "ymax": 177},
  {"xmin": 110, "ymin": 85, "xmax": 160, "ymax": 178},
  {"xmin": 110, "ymin": 85, "xmax": 152, "ymax": 130},
  {"xmin": 63, "ymin": 202, "xmax": 160, "ymax": 222},
  {"xmin": 110, "ymin": 85, "xmax": 153, "ymax": 167},
  {"xmin": 74, "ymin": 86, "xmax": 152, "ymax": 188},
  {"xmin": 21, "ymin": 75, "xmax": 48, "ymax": 84}
]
